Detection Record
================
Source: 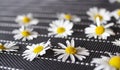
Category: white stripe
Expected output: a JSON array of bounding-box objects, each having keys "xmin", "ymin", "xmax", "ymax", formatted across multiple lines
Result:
[
  {"xmin": 0, "ymin": 66, "xmax": 23, "ymax": 70},
  {"xmin": 0, "ymin": 30, "xmax": 112, "ymax": 43},
  {"xmin": 0, "ymin": 51, "xmax": 96, "ymax": 66}
]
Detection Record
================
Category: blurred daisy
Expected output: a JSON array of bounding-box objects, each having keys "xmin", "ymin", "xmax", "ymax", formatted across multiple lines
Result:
[
  {"xmin": 48, "ymin": 20, "xmax": 73, "ymax": 38},
  {"xmin": 111, "ymin": 9, "xmax": 120, "ymax": 20},
  {"xmin": 22, "ymin": 40, "xmax": 51, "ymax": 61},
  {"xmin": 87, "ymin": 7, "xmax": 111, "ymax": 23},
  {"xmin": 0, "ymin": 42, "xmax": 19, "ymax": 52},
  {"xmin": 85, "ymin": 17, "xmax": 115, "ymax": 39},
  {"xmin": 109, "ymin": 0, "xmax": 120, "ymax": 3},
  {"xmin": 57, "ymin": 13, "xmax": 81, "ymax": 22},
  {"xmin": 15, "ymin": 13, "xmax": 39, "ymax": 26},
  {"xmin": 53, "ymin": 39, "xmax": 89, "ymax": 63},
  {"xmin": 112, "ymin": 39, "xmax": 120, "ymax": 46},
  {"xmin": 12, "ymin": 26, "xmax": 38, "ymax": 41},
  {"xmin": 91, "ymin": 53, "xmax": 120, "ymax": 70}
]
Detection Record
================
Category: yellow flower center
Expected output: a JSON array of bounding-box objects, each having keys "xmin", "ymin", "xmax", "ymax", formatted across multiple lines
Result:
[
  {"xmin": 64, "ymin": 14, "xmax": 72, "ymax": 20},
  {"xmin": 95, "ymin": 26, "xmax": 105, "ymax": 35},
  {"xmin": 33, "ymin": 46, "xmax": 44, "ymax": 54},
  {"xmin": 65, "ymin": 46, "xmax": 77, "ymax": 54},
  {"xmin": 57, "ymin": 27, "xmax": 66, "ymax": 34},
  {"xmin": 94, "ymin": 14, "xmax": 103, "ymax": 21},
  {"xmin": 0, "ymin": 44, "xmax": 5, "ymax": 50},
  {"xmin": 109, "ymin": 56, "xmax": 120, "ymax": 69},
  {"xmin": 21, "ymin": 30, "xmax": 31, "ymax": 37},
  {"xmin": 117, "ymin": 10, "xmax": 120, "ymax": 16},
  {"xmin": 22, "ymin": 16, "xmax": 31, "ymax": 23}
]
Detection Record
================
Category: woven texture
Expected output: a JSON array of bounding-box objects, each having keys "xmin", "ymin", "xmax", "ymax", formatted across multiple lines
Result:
[{"xmin": 0, "ymin": 0, "xmax": 120, "ymax": 70}]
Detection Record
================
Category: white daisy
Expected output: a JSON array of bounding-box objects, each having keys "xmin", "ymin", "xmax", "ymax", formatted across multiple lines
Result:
[
  {"xmin": 0, "ymin": 42, "xmax": 19, "ymax": 52},
  {"xmin": 85, "ymin": 17, "xmax": 115, "ymax": 39},
  {"xmin": 91, "ymin": 53, "xmax": 120, "ymax": 70},
  {"xmin": 109, "ymin": 0, "xmax": 120, "ymax": 3},
  {"xmin": 87, "ymin": 7, "xmax": 111, "ymax": 23},
  {"xmin": 48, "ymin": 20, "xmax": 73, "ymax": 38},
  {"xmin": 112, "ymin": 39, "xmax": 120, "ymax": 46},
  {"xmin": 15, "ymin": 13, "xmax": 39, "ymax": 26},
  {"xmin": 12, "ymin": 26, "xmax": 38, "ymax": 41},
  {"xmin": 22, "ymin": 39, "xmax": 51, "ymax": 61},
  {"xmin": 53, "ymin": 39, "xmax": 89, "ymax": 63},
  {"xmin": 111, "ymin": 9, "xmax": 120, "ymax": 20},
  {"xmin": 57, "ymin": 13, "xmax": 81, "ymax": 22}
]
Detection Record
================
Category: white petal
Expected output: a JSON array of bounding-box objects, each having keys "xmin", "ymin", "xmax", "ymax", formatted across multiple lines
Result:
[
  {"xmin": 70, "ymin": 54, "xmax": 75, "ymax": 63},
  {"xmin": 57, "ymin": 53, "xmax": 66, "ymax": 59},
  {"xmin": 66, "ymin": 40, "xmax": 71, "ymax": 47},
  {"xmin": 14, "ymin": 34, "xmax": 23, "ymax": 40},
  {"xmin": 53, "ymin": 49, "xmax": 65, "ymax": 53},
  {"xmin": 71, "ymin": 39, "xmax": 75, "ymax": 47},
  {"xmin": 62, "ymin": 54, "xmax": 69, "ymax": 62},
  {"xmin": 104, "ymin": 23, "xmax": 114, "ymax": 28},
  {"xmin": 58, "ymin": 43, "xmax": 66, "ymax": 48},
  {"xmin": 29, "ymin": 19, "xmax": 39, "ymax": 25},
  {"xmin": 75, "ymin": 54, "xmax": 85, "ymax": 61}
]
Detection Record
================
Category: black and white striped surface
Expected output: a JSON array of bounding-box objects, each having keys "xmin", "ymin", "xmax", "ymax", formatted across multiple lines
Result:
[{"xmin": 0, "ymin": 0, "xmax": 120, "ymax": 70}]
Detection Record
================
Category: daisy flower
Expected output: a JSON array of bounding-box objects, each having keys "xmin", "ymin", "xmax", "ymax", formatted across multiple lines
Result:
[
  {"xmin": 48, "ymin": 20, "xmax": 73, "ymax": 38},
  {"xmin": 87, "ymin": 7, "xmax": 111, "ymax": 23},
  {"xmin": 85, "ymin": 17, "xmax": 115, "ymax": 39},
  {"xmin": 112, "ymin": 39, "xmax": 120, "ymax": 46},
  {"xmin": 91, "ymin": 53, "xmax": 120, "ymax": 70},
  {"xmin": 12, "ymin": 26, "xmax": 38, "ymax": 41},
  {"xmin": 53, "ymin": 39, "xmax": 89, "ymax": 63},
  {"xmin": 22, "ymin": 39, "xmax": 51, "ymax": 61},
  {"xmin": 111, "ymin": 9, "xmax": 120, "ymax": 20},
  {"xmin": 109, "ymin": 0, "xmax": 120, "ymax": 3},
  {"xmin": 0, "ymin": 42, "xmax": 19, "ymax": 52},
  {"xmin": 15, "ymin": 13, "xmax": 39, "ymax": 26},
  {"xmin": 57, "ymin": 13, "xmax": 81, "ymax": 22}
]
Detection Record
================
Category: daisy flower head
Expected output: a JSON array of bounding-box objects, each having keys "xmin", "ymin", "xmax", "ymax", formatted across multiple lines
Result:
[
  {"xmin": 112, "ymin": 39, "xmax": 120, "ymax": 46},
  {"xmin": 12, "ymin": 26, "xmax": 38, "ymax": 41},
  {"xmin": 57, "ymin": 13, "xmax": 81, "ymax": 22},
  {"xmin": 22, "ymin": 39, "xmax": 51, "ymax": 61},
  {"xmin": 87, "ymin": 7, "xmax": 111, "ymax": 23},
  {"xmin": 109, "ymin": 0, "xmax": 120, "ymax": 3},
  {"xmin": 85, "ymin": 17, "xmax": 115, "ymax": 39},
  {"xmin": 15, "ymin": 13, "xmax": 39, "ymax": 26},
  {"xmin": 111, "ymin": 9, "xmax": 120, "ymax": 20},
  {"xmin": 48, "ymin": 20, "xmax": 73, "ymax": 38},
  {"xmin": 91, "ymin": 53, "xmax": 120, "ymax": 70},
  {"xmin": 0, "ymin": 42, "xmax": 19, "ymax": 52},
  {"xmin": 53, "ymin": 39, "xmax": 89, "ymax": 63}
]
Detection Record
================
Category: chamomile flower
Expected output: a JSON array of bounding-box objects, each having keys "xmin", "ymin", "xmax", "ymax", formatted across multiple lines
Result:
[
  {"xmin": 112, "ymin": 39, "xmax": 120, "ymax": 46},
  {"xmin": 48, "ymin": 20, "xmax": 73, "ymax": 38},
  {"xmin": 87, "ymin": 7, "xmax": 111, "ymax": 23},
  {"xmin": 57, "ymin": 13, "xmax": 81, "ymax": 22},
  {"xmin": 53, "ymin": 39, "xmax": 89, "ymax": 63},
  {"xmin": 91, "ymin": 53, "xmax": 120, "ymax": 70},
  {"xmin": 109, "ymin": 0, "xmax": 120, "ymax": 3},
  {"xmin": 111, "ymin": 9, "xmax": 120, "ymax": 20},
  {"xmin": 12, "ymin": 26, "xmax": 38, "ymax": 41},
  {"xmin": 15, "ymin": 13, "xmax": 39, "ymax": 26},
  {"xmin": 22, "ymin": 40, "xmax": 51, "ymax": 61},
  {"xmin": 85, "ymin": 17, "xmax": 115, "ymax": 39},
  {"xmin": 0, "ymin": 42, "xmax": 19, "ymax": 52}
]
